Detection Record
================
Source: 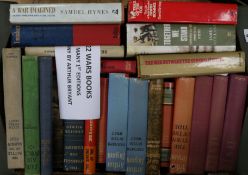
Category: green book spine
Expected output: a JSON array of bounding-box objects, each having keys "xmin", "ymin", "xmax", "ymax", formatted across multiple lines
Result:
[
  {"xmin": 22, "ymin": 56, "xmax": 40, "ymax": 175},
  {"xmin": 127, "ymin": 24, "xmax": 236, "ymax": 56}
]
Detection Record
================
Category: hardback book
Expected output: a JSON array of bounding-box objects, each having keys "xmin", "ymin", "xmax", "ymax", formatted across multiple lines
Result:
[
  {"xmin": 161, "ymin": 82, "xmax": 174, "ymax": 167},
  {"xmin": 205, "ymin": 75, "xmax": 228, "ymax": 172},
  {"xmin": 97, "ymin": 78, "xmax": 108, "ymax": 164},
  {"xmin": 2, "ymin": 48, "xmax": 24, "ymax": 169},
  {"xmin": 237, "ymin": 6, "xmax": 248, "ymax": 73},
  {"xmin": 101, "ymin": 60, "xmax": 136, "ymax": 74},
  {"xmin": 16, "ymin": 0, "xmax": 121, "ymax": 3},
  {"xmin": 137, "ymin": 52, "xmax": 245, "ymax": 79},
  {"xmin": 84, "ymin": 119, "xmax": 97, "ymax": 175},
  {"xmin": 64, "ymin": 120, "xmax": 84, "ymax": 171},
  {"xmin": 22, "ymin": 55, "xmax": 40, "ymax": 175},
  {"xmin": 237, "ymin": 107, "xmax": 248, "ymax": 175},
  {"xmin": 187, "ymin": 76, "xmax": 213, "ymax": 174},
  {"xmin": 218, "ymin": 74, "xmax": 248, "ymax": 172},
  {"xmin": 170, "ymin": 77, "xmax": 195, "ymax": 174},
  {"xmin": 39, "ymin": 56, "xmax": 53, "ymax": 175},
  {"xmin": 10, "ymin": 3, "xmax": 123, "ymax": 24},
  {"xmin": 146, "ymin": 79, "xmax": 164, "ymax": 175},
  {"xmin": 52, "ymin": 74, "xmax": 64, "ymax": 171},
  {"xmin": 11, "ymin": 24, "xmax": 120, "ymax": 47},
  {"xmin": 25, "ymin": 46, "xmax": 125, "ymax": 58},
  {"xmin": 126, "ymin": 78, "xmax": 149, "ymax": 175},
  {"xmin": 128, "ymin": 0, "xmax": 237, "ymax": 24},
  {"xmin": 126, "ymin": 24, "xmax": 236, "ymax": 56},
  {"xmin": 106, "ymin": 73, "xmax": 129, "ymax": 172}
]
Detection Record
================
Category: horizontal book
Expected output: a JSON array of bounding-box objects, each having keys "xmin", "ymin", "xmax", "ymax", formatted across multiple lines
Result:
[
  {"xmin": 101, "ymin": 60, "xmax": 137, "ymax": 74},
  {"xmin": 10, "ymin": 3, "xmax": 123, "ymax": 24},
  {"xmin": 137, "ymin": 52, "xmax": 245, "ymax": 79},
  {"xmin": 11, "ymin": 24, "xmax": 120, "ymax": 47},
  {"xmin": 128, "ymin": 0, "xmax": 237, "ymax": 24},
  {"xmin": 25, "ymin": 46, "xmax": 125, "ymax": 58},
  {"xmin": 126, "ymin": 24, "xmax": 236, "ymax": 56}
]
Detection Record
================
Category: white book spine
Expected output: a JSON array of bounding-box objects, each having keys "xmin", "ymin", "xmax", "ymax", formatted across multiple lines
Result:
[{"xmin": 10, "ymin": 3, "xmax": 123, "ymax": 24}]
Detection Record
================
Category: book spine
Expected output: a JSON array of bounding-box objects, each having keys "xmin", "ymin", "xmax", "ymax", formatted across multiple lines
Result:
[
  {"xmin": 22, "ymin": 55, "xmax": 40, "ymax": 175},
  {"xmin": 101, "ymin": 60, "xmax": 137, "ymax": 74},
  {"xmin": 126, "ymin": 24, "xmax": 236, "ymax": 56},
  {"xmin": 2, "ymin": 48, "xmax": 24, "ymax": 169},
  {"xmin": 84, "ymin": 119, "xmax": 97, "ymax": 175},
  {"xmin": 146, "ymin": 79, "xmax": 164, "ymax": 175},
  {"xmin": 169, "ymin": 77, "xmax": 195, "ymax": 174},
  {"xmin": 10, "ymin": 3, "xmax": 123, "ymax": 24},
  {"xmin": 106, "ymin": 73, "xmax": 129, "ymax": 172},
  {"xmin": 25, "ymin": 46, "xmax": 125, "ymax": 58},
  {"xmin": 137, "ymin": 52, "xmax": 245, "ymax": 79},
  {"xmin": 128, "ymin": 0, "xmax": 237, "ymax": 24},
  {"xmin": 205, "ymin": 76, "xmax": 228, "ymax": 172},
  {"xmin": 52, "ymin": 74, "xmax": 64, "ymax": 171},
  {"xmin": 126, "ymin": 78, "xmax": 149, "ymax": 175},
  {"xmin": 237, "ymin": 107, "xmax": 248, "ymax": 174},
  {"xmin": 187, "ymin": 76, "xmax": 213, "ymax": 174},
  {"xmin": 11, "ymin": 24, "xmax": 121, "ymax": 47},
  {"xmin": 218, "ymin": 74, "xmax": 248, "ymax": 171},
  {"xmin": 160, "ymin": 82, "xmax": 174, "ymax": 167},
  {"xmin": 64, "ymin": 120, "xmax": 84, "ymax": 171},
  {"xmin": 97, "ymin": 78, "xmax": 108, "ymax": 164},
  {"xmin": 39, "ymin": 56, "xmax": 53, "ymax": 175}
]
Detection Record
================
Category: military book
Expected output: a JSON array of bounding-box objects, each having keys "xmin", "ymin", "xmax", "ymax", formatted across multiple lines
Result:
[
  {"xmin": 146, "ymin": 79, "xmax": 164, "ymax": 175},
  {"xmin": 2, "ymin": 48, "xmax": 24, "ymax": 169},
  {"xmin": 137, "ymin": 52, "xmax": 245, "ymax": 79},
  {"xmin": 127, "ymin": 24, "xmax": 236, "ymax": 56},
  {"xmin": 170, "ymin": 77, "xmax": 195, "ymax": 174},
  {"xmin": 22, "ymin": 55, "xmax": 40, "ymax": 175}
]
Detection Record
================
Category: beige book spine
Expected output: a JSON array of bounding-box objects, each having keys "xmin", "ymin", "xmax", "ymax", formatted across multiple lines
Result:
[
  {"xmin": 25, "ymin": 46, "xmax": 124, "ymax": 58},
  {"xmin": 2, "ymin": 48, "xmax": 24, "ymax": 169},
  {"xmin": 137, "ymin": 52, "xmax": 245, "ymax": 79}
]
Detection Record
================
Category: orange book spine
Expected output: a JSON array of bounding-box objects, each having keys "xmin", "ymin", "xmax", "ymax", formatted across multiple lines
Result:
[
  {"xmin": 169, "ymin": 77, "xmax": 195, "ymax": 174},
  {"xmin": 84, "ymin": 120, "xmax": 97, "ymax": 174},
  {"xmin": 97, "ymin": 78, "xmax": 108, "ymax": 163},
  {"xmin": 161, "ymin": 82, "xmax": 174, "ymax": 167}
]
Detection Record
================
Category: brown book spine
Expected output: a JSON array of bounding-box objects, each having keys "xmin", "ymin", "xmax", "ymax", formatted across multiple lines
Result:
[
  {"xmin": 2, "ymin": 48, "xmax": 24, "ymax": 169},
  {"xmin": 146, "ymin": 79, "xmax": 164, "ymax": 175},
  {"xmin": 169, "ymin": 77, "xmax": 195, "ymax": 174},
  {"xmin": 161, "ymin": 82, "xmax": 174, "ymax": 167},
  {"xmin": 97, "ymin": 78, "xmax": 108, "ymax": 164}
]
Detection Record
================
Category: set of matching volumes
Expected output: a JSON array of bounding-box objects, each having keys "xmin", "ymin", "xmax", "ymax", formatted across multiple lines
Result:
[{"xmin": 3, "ymin": 0, "xmax": 248, "ymax": 175}]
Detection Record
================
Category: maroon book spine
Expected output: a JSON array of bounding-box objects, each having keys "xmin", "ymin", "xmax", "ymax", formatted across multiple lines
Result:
[
  {"xmin": 187, "ymin": 76, "xmax": 213, "ymax": 174},
  {"xmin": 205, "ymin": 76, "xmax": 228, "ymax": 172},
  {"xmin": 218, "ymin": 74, "xmax": 248, "ymax": 172}
]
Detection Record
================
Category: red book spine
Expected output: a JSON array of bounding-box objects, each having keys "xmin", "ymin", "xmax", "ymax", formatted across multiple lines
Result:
[
  {"xmin": 218, "ymin": 74, "xmax": 248, "ymax": 172},
  {"xmin": 128, "ymin": 0, "xmax": 237, "ymax": 24},
  {"xmin": 97, "ymin": 78, "xmax": 108, "ymax": 164},
  {"xmin": 101, "ymin": 60, "xmax": 137, "ymax": 74},
  {"xmin": 205, "ymin": 76, "xmax": 228, "ymax": 172},
  {"xmin": 84, "ymin": 120, "xmax": 97, "ymax": 174},
  {"xmin": 187, "ymin": 76, "xmax": 213, "ymax": 174},
  {"xmin": 73, "ymin": 24, "xmax": 120, "ymax": 45},
  {"xmin": 161, "ymin": 82, "xmax": 174, "ymax": 167}
]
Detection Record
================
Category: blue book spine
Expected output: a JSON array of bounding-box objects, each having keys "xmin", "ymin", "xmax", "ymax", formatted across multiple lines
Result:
[
  {"xmin": 64, "ymin": 120, "xmax": 84, "ymax": 171},
  {"xmin": 11, "ymin": 25, "xmax": 72, "ymax": 47},
  {"xmin": 39, "ymin": 57, "xmax": 53, "ymax": 175},
  {"xmin": 126, "ymin": 78, "xmax": 149, "ymax": 175},
  {"xmin": 106, "ymin": 73, "xmax": 129, "ymax": 172}
]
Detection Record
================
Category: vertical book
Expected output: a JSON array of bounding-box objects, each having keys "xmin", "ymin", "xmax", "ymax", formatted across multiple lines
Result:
[
  {"xmin": 2, "ymin": 48, "xmax": 24, "ymax": 169},
  {"xmin": 170, "ymin": 77, "xmax": 195, "ymax": 174},
  {"xmin": 22, "ymin": 55, "xmax": 40, "ymax": 175}
]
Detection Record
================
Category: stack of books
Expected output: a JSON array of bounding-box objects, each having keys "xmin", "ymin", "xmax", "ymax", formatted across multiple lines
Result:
[{"xmin": 1, "ymin": 0, "xmax": 248, "ymax": 175}]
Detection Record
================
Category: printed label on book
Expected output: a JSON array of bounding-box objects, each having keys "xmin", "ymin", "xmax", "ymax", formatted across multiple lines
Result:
[
  {"xmin": 55, "ymin": 46, "xmax": 100, "ymax": 120},
  {"xmin": 244, "ymin": 29, "xmax": 248, "ymax": 43}
]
